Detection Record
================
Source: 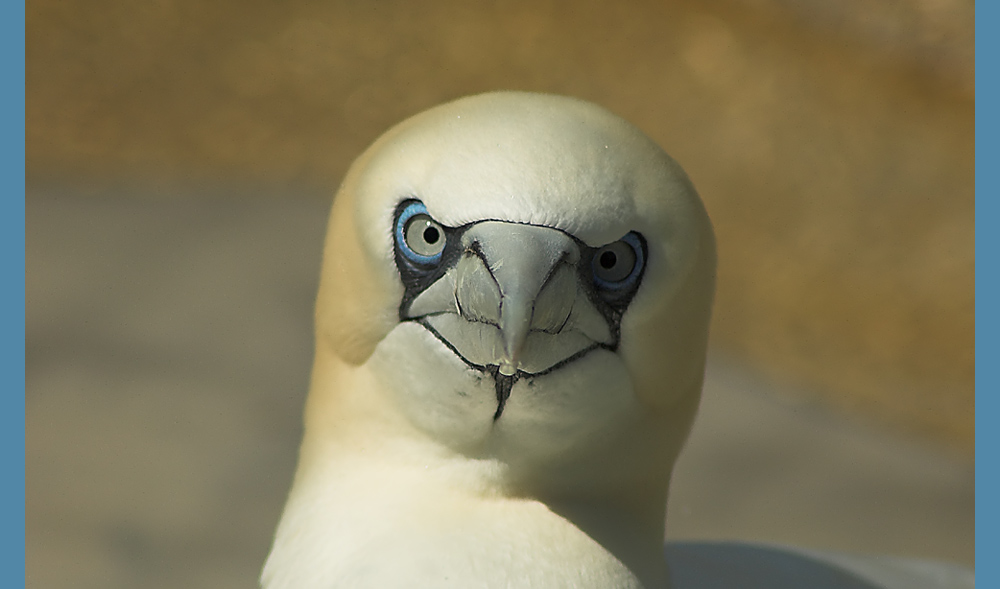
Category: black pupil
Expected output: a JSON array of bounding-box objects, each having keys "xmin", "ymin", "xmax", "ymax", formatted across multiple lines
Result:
[
  {"xmin": 599, "ymin": 251, "xmax": 617, "ymax": 269},
  {"xmin": 423, "ymin": 226, "xmax": 440, "ymax": 244}
]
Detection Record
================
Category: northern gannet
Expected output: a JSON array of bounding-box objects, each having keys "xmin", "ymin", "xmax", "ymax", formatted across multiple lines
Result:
[{"xmin": 261, "ymin": 92, "xmax": 973, "ymax": 588}]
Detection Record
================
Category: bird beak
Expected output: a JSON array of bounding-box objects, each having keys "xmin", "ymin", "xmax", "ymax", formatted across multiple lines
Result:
[{"xmin": 404, "ymin": 221, "xmax": 613, "ymax": 376}]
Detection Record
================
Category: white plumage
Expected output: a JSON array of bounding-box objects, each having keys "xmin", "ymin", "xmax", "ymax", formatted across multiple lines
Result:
[{"xmin": 261, "ymin": 92, "xmax": 972, "ymax": 588}]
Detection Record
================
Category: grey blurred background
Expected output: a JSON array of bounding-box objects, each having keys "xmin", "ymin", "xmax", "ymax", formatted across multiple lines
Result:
[{"xmin": 26, "ymin": 0, "xmax": 973, "ymax": 587}]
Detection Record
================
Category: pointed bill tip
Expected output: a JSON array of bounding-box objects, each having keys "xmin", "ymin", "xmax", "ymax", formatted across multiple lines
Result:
[{"xmin": 498, "ymin": 361, "xmax": 518, "ymax": 377}]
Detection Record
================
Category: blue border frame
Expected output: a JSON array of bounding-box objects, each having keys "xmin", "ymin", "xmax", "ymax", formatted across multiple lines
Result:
[{"xmin": 976, "ymin": 0, "xmax": 991, "ymax": 583}]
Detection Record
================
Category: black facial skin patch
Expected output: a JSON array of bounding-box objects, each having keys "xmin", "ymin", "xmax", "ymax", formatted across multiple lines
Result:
[{"xmin": 392, "ymin": 198, "xmax": 649, "ymax": 420}]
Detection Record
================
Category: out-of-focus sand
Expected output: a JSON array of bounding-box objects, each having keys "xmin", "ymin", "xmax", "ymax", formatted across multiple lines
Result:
[
  {"xmin": 26, "ymin": 0, "xmax": 974, "ymax": 452},
  {"xmin": 26, "ymin": 192, "xmax": 972, "ymax": 589}
]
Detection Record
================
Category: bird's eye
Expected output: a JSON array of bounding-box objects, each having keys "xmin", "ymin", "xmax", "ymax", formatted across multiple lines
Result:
[
  {"xmin": 405, "ymin": 215, "xmax": 445, "ymax": 256},
  {"xmin": 396, "ymin": 201, "xmax": 447, "ymax": 264},
  {"xmin": 592, "ymin": 232, "xmax": 645, "ymax": 290}
]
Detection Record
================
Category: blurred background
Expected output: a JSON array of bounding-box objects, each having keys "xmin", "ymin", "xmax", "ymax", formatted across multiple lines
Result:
[{"xmin": 26, "ymin": 0, "xmax": 973, "ymax": 587}]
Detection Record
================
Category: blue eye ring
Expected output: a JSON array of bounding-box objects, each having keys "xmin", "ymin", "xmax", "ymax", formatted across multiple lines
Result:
[
  {"xmin": 395, "ymin": 200, "xmax": 446, "ymax": 265},
  {"xmin": 591, "ymin": 231, "xmax": 645, "ymax": 291}
]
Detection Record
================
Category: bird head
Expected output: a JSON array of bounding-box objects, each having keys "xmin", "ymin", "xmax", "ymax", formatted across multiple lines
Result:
[{"xmin": 307, "ymin": 92, "xmax": 715, "ymax": 501}]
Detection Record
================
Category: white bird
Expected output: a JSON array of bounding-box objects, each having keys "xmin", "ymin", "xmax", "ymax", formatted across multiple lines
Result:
[{"xmin": 261, "ymin": 92, "xmax": 973, "ymax": 589}]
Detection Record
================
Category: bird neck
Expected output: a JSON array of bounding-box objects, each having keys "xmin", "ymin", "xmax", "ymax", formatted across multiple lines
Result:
[
  {"xmin": 292, "ymin": 349, "xmax": 678, "ymax": 588},
  {"xmin": 545, "ymin": 490, "xmax": 673, "ymax": 588}
]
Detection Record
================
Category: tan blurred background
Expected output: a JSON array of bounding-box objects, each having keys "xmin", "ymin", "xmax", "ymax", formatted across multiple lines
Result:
[
  {"xmin": 26, "ymin": 0, "xmax": 974, "ymax": 587},
  {"xmin": 28, "ymin": 0, "xmax": 973, "ymax": 452}
]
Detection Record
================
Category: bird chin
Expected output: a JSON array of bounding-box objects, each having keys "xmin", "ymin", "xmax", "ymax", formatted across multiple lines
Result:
[
  {"xmin": 367, "ymin": 322, "xmax": 641, "ymax": 475},
  {"xmin": 418, "ymin": 313, "xmax": 603, "ymax": 376}
]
